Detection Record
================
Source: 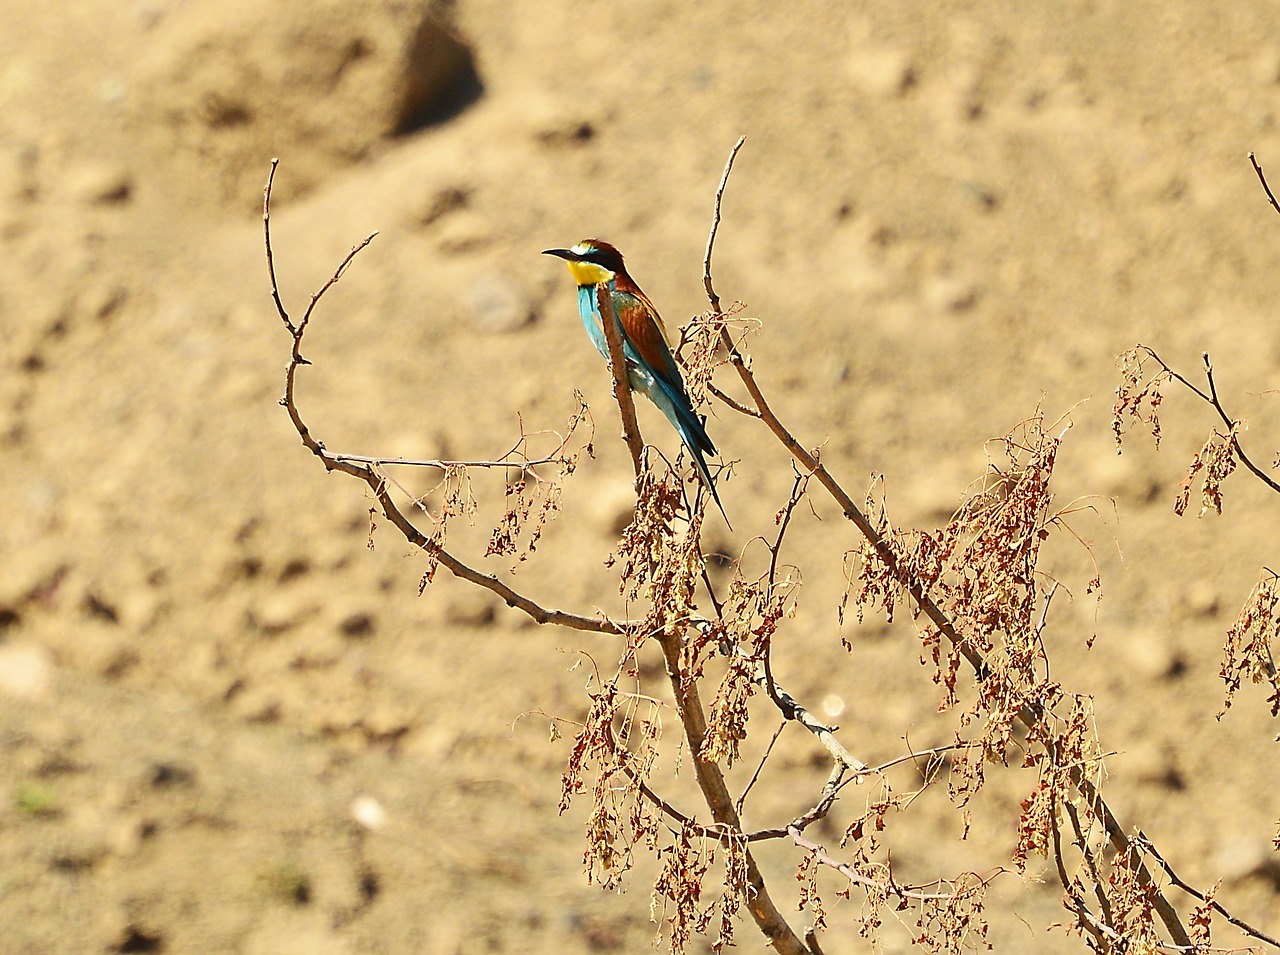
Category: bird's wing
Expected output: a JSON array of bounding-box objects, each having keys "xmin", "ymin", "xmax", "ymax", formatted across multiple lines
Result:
[{"xmin": 610, "ymin": 287, "xmax": 682, "ymax": 390}]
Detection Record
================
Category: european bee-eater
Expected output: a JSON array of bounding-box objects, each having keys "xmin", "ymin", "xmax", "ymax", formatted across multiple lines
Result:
[{"xmin": 543, "ymin": 239, "xmax": 729, "ymax": 526}]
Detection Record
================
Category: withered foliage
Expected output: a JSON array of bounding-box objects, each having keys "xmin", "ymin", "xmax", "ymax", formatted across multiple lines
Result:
[
  {"xmin": 678, "ymin": 303, "xmax": 742, "ymax": 410},
  {"xmin": 1114, "ymin": 344, "xmax": 1263, "ymax": 519},
  {"xmin": 847, "ymin": 415, "xmax": 1099, "ymax": 804},
  {"xmin": 1219, "ymin": 568, "xmax": 1280, "ymax": 717},
  {"xmin": 414, "ymin": 464, "xmax": 477, "ymax": 591},
  {"xmin": 487, "ymin": 398, "xmax": 592, "ymax": 562},
  {"xmin": 1113, "ymin": 346, "xmax": 1169, "ymax": 451},
  {"xmin": 1114, "ymin": 342, "xmax": 1280, "ymax": 724},
  {"xmin": 608, "ymin": 469, "xmax": 701, "ymax": 616},
  {"xmin": 842, "ymin": 476, "xmax": 947, "ymax": 632},
  {"xmin": 409, "ymin": 400, "xmax": 594, "ymax": 592},
  {"xmin": 694, "ymin": 566, "xmax": 797, "ymax": 767},
  {"xmin": 794, "ymin": 787, "xmax": 996, "ymax": 955},
  {"xmin": 1101, "ymin": 847, "xmax": 1165, "ymax": 951},
  {"xmin": 651, "ymin": 823, "xmax": 749, "ymax": 954},
  {"xmin": 1173, "ymin": 427, "xmax": 1238, "ymax": 517},
  {"xmin": 1188, "ymin": 881, "xmax": 1222, "ymax": 951},
  {"xmin": 910, "ymin": 875, "xmax": 992, "ymax": 955},
  {"xmin": 795, "ymin": 848, "xmax": 829, "ymax": 937},
  {"xmin": 560, "ymin": 677, "xmax": 664, "ymax": 890},
  {"xmin": 1013, "ymin": 694, "xmax": 1101, "ymax": 872},
  {"xmin": 833, "ymin": 414, "xmax": 1181, "ymax": 949}
]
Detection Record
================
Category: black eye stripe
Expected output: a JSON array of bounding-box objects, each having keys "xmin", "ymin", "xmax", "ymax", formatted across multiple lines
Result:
[{"xmin": 581, "ymin": 248, "xmax": 622, "ymax": 271}]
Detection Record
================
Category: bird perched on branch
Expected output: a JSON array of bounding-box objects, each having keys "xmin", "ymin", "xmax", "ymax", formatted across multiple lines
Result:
[{"xmin": 543, "ymin": 239, "xmax": 729, "ymax": 526}]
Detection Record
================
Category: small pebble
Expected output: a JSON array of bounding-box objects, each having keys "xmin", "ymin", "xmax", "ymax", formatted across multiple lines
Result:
[
  {"xmin": 251, "ymin": 592, "xmax": 317, "ymax": 635},
  {"xmin": 462, "ymin": 274, "xmax": 532, "ymax": 333},
  {"xmin": 586, "ymin": 479, "xmax": 638, "ymax": 537},
  {"xmin": 444, "ymin": 589, "xmax": 497, "ymax": 627},
  {"xmin": 350, "ymin": 795, "xmax": 387, "ymax": 831},
  {"xmin": 846, "ymin": 46, "xmax": 916, "ymax": 98},
  {"xmin": 66, "ymin": 162, "xmax": 132, "ymax": 205},
  {"xmin": 0, "ymin": 643, "xmax": 53, "ymax": 700},
  {"xmin": 1213, "ymin": 837, "xmax": 1280, "ymax": 885}
]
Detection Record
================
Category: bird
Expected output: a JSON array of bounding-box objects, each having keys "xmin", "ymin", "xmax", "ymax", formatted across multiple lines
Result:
[{"xmin": 542, "ymin": 239, "xmax": 729, "ymax": 526}]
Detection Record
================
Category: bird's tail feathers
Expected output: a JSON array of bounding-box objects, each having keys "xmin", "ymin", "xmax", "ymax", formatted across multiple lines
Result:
[
  {"xmin": 685, "ymin": 437, "xmax": 731, "ymax": 530},
  {"xmin": 649, "ymin": 377, "xmax": 730, "ymax": 528}
]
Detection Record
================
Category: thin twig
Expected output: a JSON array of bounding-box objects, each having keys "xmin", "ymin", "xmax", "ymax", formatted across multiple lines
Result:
[
  {"xmin": 771, "ymin": 761, "xmax": 847, "ymax": 841},
  {"xmin": 768, "ymin": 466, "xmax": 808, "ymax": 594},
  {"xmin": 329, "ymin": 416, "xmax": 589, "ymax": 471},
  {"xmin": 860, "ymin": 741, "xmax": 965, "ymax": 778},
  {"xmin": 330, "ymin": 452, "xmax": 568, "ymax": 469},
  {"xmin": 1033, "ymin": 581, "xmax": 1060, "ymax": 681},
  {"xmin": 736, "ymin": 720, "xmax": 787, "ymax": 815},
  {"xmin": 263, "ymin": 159, "xmax": 293, "ymax": 336},
  {"xmin": 709, "ymin": 381, "xmax": 761, "ymax": 417},
  {"xmin": 1064, "ymin": 797, "xmax": 1114, "ymax": 931},
  {"xmin": 1141, "ymin": 345, "xmax": 1280, "ymax": 495},
  {"xmin": 601, "ymin": 718, "xmax": 696, "ymax": 829},
  {"xmin": 759, "ymin": 467, "xmax": 809, "ymax": 709},
  {"xmin": 703, "ymin": 136, "xmax": 746, "ymax": 314},
  {"xmin": 1135, "ymin": 831, "xmax": 1280, "ymax": 948},
  {"xmin": 1249, "ymin": 152, "xmax": 1280, "ymax": 218},
  {"xmin": 744, "ymin": 742, "xmax": 971, "ymax": 843},
  {"xmin": 788, "ymin": 826, "xmax": 1004, "ymax": 902},
  {"xmin": 1051, "ymin": 787, "xmax": 1109, "ymax": 950}
]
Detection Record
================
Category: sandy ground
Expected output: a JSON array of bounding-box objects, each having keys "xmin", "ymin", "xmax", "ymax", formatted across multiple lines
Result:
[{"xmin": 3, "ymin": 1, "xmax": 1280, "ymax": 952}]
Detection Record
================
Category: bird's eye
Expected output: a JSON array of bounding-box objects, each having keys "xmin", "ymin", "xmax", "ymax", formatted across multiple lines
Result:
[{"xmin": 583, "ymin": 248, "xmax": 618, "ymax": 270}]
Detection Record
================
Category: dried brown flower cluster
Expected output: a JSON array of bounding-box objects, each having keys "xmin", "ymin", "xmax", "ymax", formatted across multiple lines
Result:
[{"xmin": 1114, "ymin": 343, "xmax": 1280, "ymax": 723}]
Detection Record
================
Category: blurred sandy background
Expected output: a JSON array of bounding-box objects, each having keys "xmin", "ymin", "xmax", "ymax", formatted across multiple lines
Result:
[{"xmin": 3, "ymin": 1, "xmax": 1280, "ymax": 952}]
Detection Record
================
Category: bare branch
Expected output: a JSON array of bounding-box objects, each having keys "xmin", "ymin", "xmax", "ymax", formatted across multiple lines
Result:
[
  {"xmin": 1135, "ymin": 830, "xmax": 1280, "ymax": 949},
  {"xmin": 1141, "ymin": 345, "xmax": 1280, "ymax": 496},
  {"xmin": 1250, "ymin": 151, "xmax": 1280, "ymax": 218},
  {"xmin": 788, "ymin": 826, "xmax": 1003, "ymax": 903},
  {"xmin": 736, "ymin": 719, "xmax": 787, "ymax": 815},
  {"xmin": 596, "ymin": 284, "xmax": 645, "ymax": 479},
  {"xmin": 708, "ymin": 381, "xmax": 761, "ymax": 417},
  {"xmin": 703, "ymin": 135, "xmax": 746, "ymax": 314}
]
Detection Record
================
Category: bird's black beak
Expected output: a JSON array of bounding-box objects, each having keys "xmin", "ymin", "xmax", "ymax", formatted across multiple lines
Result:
[{"xmin": 542, "ymin": 248, "xmax": 578, "ymax": 261}]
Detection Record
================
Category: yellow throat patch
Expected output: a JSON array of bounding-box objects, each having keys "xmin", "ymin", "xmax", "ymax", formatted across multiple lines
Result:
[{"xmin": 565, "ymin": 258, "xmax": 614, "ymax": 287}]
